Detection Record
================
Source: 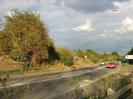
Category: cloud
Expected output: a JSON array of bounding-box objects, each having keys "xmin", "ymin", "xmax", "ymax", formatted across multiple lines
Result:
[
  {"xmin": 73, "ymin": 19, "xmax": 93, "ymax": 32},
  {"xmin": 54, "ymin": 0, "xmax": 129, "ymax": 14},
  {"xmin": 99, "ymin": 33, "xmax": 107, "ymax": 37},
  {"xmin": 114, "ymin": 17, "xmax": 133, "ymax": 33},
  {"xmin": 0, "ymin": 0, "xmax": 133, "ymax": 54},
  {"xmin": 113, "ymin": 0, "xmax": 133, "ymax": 14},
  {"xmin": 121, "ymin": 16, "xmax": 133, "ymax": 32},
  {"xmin": 0, "ymin": 0, "xmax": 38, "ymax": 19}
]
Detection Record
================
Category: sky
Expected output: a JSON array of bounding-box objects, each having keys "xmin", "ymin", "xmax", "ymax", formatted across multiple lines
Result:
[{"xmin": 0, "ymin": 0, "xmax": 133, "ymax": 54}]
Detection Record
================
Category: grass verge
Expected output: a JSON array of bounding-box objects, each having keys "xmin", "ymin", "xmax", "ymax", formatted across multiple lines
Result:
[
  {"xmin": 0, "ymin": 69, "xmax": 22, "ymax": 75},
  {"xmin": 0, "ymin": 63, "xmax": 28, "ymax": 75}
]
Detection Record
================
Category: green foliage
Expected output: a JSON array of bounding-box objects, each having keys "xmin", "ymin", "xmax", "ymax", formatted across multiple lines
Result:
[
  {"xmin": 21, "ymin": 62, "xmax": 28, "ymax": 73},
  {"xmin": 57, "ymin": 47, "xmax": 74, "ymax": 59},
  {"xmin": 47, "ymin": 39, "xmax": 59, "ymax": 63},
  {"xmin": 0, "ymin": 69, "xmax": 21, "ymax": 75},
  {"xmin": 0, "ymin": 62, "xmax": 28, "ymax": 75},
  {"xmin": 122, "ymin": 63, "xmax": 129, "ymax": 67},
  {"xmin": 62, "ymin": 56, "xmax": 74, "ymax": 66},
  {"xmin": 98, "ymin": 51, "xmax": 121, "ymax": 62},
  {"xmin": 10, "ymin": 49, "xmax": 22, "ymax": 61},
  {"xmin": 3, "ymin": 10, "xmax": 51, "ymax": 65},
  {"xmin": 85, "ymin": 49, "xmax": 99, "ymax": 63},
  {"xmin": 127, "ymin": 47, "xmax": 133, "ymax": 55},
  {"xmin": 75, "ymin": 49, "xmax": 85, "ymax": 58},
  {"xmin": 0, "ymin": 10, "xmax": 122, "ymax": 67},
  {"xmin": 74, "ymin": 49, "xmax": 121, "ymax": 63},
  {"xmin": 56, "ymin": 48, "xmax": 74, "ymax": 66},
  {"xmin": 0, "ymin": 31, "xmax": 13, "ymax": 54},
  {"xmin": 112, "ymin": 51, "xmax": 119, "ymax": 56}
]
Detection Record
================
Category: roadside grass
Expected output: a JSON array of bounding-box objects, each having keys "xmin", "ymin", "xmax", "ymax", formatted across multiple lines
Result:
[
  {"xmin": 27, "ymin": 62, "xmax": 97, "ymax": 74},
  {"xmin": 0, "ymin": 61, "xmax": 96, "ymax": 76},
  {"xmin": 0, "ymin": 69, "xmax": 21, "ymax": 75},
  {"xmin": 0, "ymin": 63, "xmax": 28, "ymax": 75},
  {"xmin": 0, "ymin": 55, "xmax": 98, "ymax": 75},
  {"xmin": 27, "ymin": 63, "xmax": 69, "ymax": 73},
  {"xmin": 121, "ymin": 63, "xmax": 130, "ymax": 67}
]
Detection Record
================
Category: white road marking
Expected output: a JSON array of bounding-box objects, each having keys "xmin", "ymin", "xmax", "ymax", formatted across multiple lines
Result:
[
  {"xmin": 45, "ymin": 68, "xmax": 121, "ymax": 99},
  {"xmin": 0, "ymin": 66, "xmax": 105, "ymax": 89}
]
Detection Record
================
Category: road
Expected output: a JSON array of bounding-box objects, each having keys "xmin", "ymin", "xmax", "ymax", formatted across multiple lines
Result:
[{"xmin": 0, "ymin": 65, "xmax": 121, "ymax": 99}]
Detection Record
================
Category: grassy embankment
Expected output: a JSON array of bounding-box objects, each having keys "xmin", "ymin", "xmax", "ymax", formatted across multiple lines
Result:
[{"xmin": 0, "ymin": 55, "xmax": 97, "ymax": 75}]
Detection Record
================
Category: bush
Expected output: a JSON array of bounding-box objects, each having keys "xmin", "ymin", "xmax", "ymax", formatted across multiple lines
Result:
[
  {"xmin": 62, "ymin": 57, "xmax": 74, "ymax": 66},
  {"xmin": 57, "ymin": 47, "xmax": 74, "ymax": 59},
  {"xmin": 21, "ymin": 62, "xmax": 28, "ymax": 73},
  {"xmin": 10, "ymin": 49, "xmax": 22, "ymax": 61},
  {"xmin": 4, "ymin": 10, "xmax": 50, "ymax": 65}
]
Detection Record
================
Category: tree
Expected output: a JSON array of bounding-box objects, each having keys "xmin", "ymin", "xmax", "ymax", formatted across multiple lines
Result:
[
  {"xmin": 75, "ymin": 49, "xmax": 84, "ymax": 58},
  {"xmin": 85, "ymin": 49, "xmax": 99, "ymax": 63},
  {"xmin": 47, "ymin": 38, "xmax": 59, "ymax": 63},
  {"xmin": 56, "ymin": 47, "xmax": 74, "ymax": 66},
  {"xmin": 0, "ymin": 31, "xmax": 13, "ymax": 54},
  {"xmin": 3, "ymin": 10, "xmax": 50, "ymax": 65},
  {"xmin": 127, "ymin": 48, "xmax": 133, "ymax": 55},
  {"xmin": 111, "ymin": 51, "xmax": 120, "ymax": 61},
  {"xmin": 112, "ymin": 51, "xmax": 119, "ymax": 56},
  {"xmin": 57, "ymin": 47, "xmax": 74, "ymax": 59}
]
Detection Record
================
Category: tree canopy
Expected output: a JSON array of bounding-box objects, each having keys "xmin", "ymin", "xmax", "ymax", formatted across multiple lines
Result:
[
  {"xmin": 127, "ymin": 48, "xmax": 133, "ymax": 55},
  {"xmin": 2, "ymin": 10, "xmax": 53, "ymax": 65}
]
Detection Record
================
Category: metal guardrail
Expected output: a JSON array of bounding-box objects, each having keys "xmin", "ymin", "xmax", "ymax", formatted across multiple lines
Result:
[{"xmin": 106, "ymin": 83, "xmax": 132, "ymax": 99}]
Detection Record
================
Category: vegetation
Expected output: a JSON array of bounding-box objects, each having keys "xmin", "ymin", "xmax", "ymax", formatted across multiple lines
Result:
[
  {"xmin": 62, "ymin": 57, "xmax": 74, "ymax": 66},
  {"xmin": 0, "ymin": 10, "xmax": 59, "ymax": 66},
  {"xmin": 0, "ymin": 31, "xmax": 12, "ymax": 54},
  {"xmin": 4, "ymin": 10, "xmax": 50, "ymax": 65},
  {"xmin": 127, "ymin": 47, "xmax": 133, "ymax": 55},
  {"xmin": 75, "ymin": 49, "xmax": 85, "ymax": 58},
  {"xmin": 0, "ymin": 10, "xmax": 123, "ymax": 74},
  {"xmin": 0, "ymin": 69, "xmax": 21, "ymax": 75},
  {"xmin": 9, "ymin": 49, "xmax": 22, "ymax": 61},
  {"xmin": 74, "ymin": 49, "xmax": 121, "ymax": 63},
  {"xmin": 57, "ymin": 48, "xmax": 74, "ymax": 66}
]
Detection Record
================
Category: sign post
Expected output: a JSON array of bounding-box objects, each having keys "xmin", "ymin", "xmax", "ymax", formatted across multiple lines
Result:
[
  {"xmin": 125, "ymin": 55, "xmax": 133, "ymax": 64},
  {"xmin": 125, "ymin": 55, "xmax": 133, "ymax": 59}
]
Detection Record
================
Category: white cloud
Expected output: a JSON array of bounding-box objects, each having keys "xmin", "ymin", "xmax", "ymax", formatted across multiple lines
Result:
[
  {"xmin": 0, "ymin": 0, "xmax": 38, "ymax": 19},
  {"xmin": 99, "ymin": 33, "xmax": 107, "ymax": 37},
  {"xmin": 114, "ymin": 17, "xmax": 133, "ymax": 33},
  {"xmin": 113, "ymin": 0, "xmax": 133, "ymax": 14},
  {"xmin": 121, "ymin": 16, "xmax": 133, "ymax": 32},
  {"xmin": 103, "ymin": 29, "xmax": 112, "ymax": 33},
  {"xmin": 73, "ymin": 19, "xmax": 93, "ymax": 32},
  {"xmin": 114, "ymin": 29, "xmax": 119, "ymax": 32},
  {"xmin": 40, "ymin": 10, "xmax": 65, "ymax": 21}
]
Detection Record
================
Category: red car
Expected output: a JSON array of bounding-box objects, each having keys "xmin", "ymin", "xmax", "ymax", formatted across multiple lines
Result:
[{"xmin": 106, "ymin": 63, "xmax": 117, "ymax": 68}]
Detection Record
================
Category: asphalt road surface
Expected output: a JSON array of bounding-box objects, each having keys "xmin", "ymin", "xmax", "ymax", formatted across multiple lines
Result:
[{"xmin": 0, "ymin": 65, "xmax": 121, "ymax": 99}]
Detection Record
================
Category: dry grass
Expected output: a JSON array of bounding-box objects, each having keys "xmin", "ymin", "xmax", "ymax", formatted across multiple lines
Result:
[
  {"xmin": 110, "ymin": 65, "xmax": 133, "ymax": 78},
  {"xmin": 27, "ymin": 60, "xmax": 97, "ymax": 74},
  {"xmin": 28, "ymin": 63, "xmax": 70, "ymax": 73},
  {"xmin": 0, "ymin": 55, "xmax": 17, "ymax": 64},
  {"xmin": 0, "ymin": 55, "xmax": 97, "ymax": 75},
  {"xmin": 0, "ymin": 55, "xmax": 20, "ymax": 71}
]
